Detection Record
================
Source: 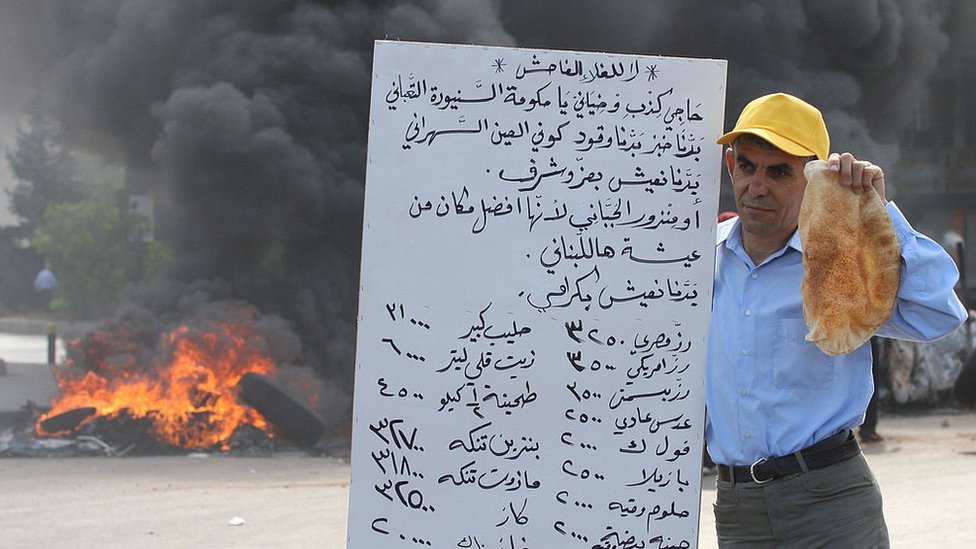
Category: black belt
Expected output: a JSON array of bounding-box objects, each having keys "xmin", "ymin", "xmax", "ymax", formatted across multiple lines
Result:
[{"xmin": 717, "ymin": 430, "xmax": 861, "ymax": 484}]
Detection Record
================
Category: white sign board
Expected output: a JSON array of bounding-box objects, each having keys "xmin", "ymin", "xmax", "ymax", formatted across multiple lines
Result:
[{"xmin": 349, "ymin": 41, "xmax": 727, "ymax": 549}]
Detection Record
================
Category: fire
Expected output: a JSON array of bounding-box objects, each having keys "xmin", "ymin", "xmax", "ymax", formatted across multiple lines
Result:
[{"xmin": 36, "ymin": 316, "xmax": 278, "ymax": 450}]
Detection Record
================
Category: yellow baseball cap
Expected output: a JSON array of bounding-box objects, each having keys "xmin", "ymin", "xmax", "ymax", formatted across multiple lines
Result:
[{"xmin": 716, "ymin": 93, "xmax": 830, "ymax": 160}]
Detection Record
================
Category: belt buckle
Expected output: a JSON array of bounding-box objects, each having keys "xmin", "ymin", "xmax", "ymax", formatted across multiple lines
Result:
[{"xmin": 749, "ymin": 457, "xmax": 773, "ymax": 484}]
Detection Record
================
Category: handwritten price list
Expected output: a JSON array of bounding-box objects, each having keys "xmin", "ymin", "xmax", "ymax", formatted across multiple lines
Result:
[{"xmin": 349, "ymin": 41, "xmax": 727, "ymax": 549}]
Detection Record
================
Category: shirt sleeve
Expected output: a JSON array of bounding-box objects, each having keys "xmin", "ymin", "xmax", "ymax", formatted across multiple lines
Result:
[{"xmin": 876, "ymin": 202, "xmax": 968, "ymax": 342}]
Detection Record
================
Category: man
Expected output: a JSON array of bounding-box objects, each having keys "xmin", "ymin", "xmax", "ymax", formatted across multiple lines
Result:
[
  {"xmin": 707, "ymin": 93, "xmax": 967, "ymax": 547},
  {"xmin": 33, "ymin": 262, "xmax": 57, "ymax": 311}
]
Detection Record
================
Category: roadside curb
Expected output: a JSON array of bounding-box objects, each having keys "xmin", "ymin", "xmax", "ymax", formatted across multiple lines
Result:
[{"xmin": 0, "ymin": 317, "xmax": 100, "ymax": 338}]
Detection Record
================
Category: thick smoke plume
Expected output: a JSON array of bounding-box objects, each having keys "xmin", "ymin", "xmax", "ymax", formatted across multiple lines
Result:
[
  {"xmin": 0, "ymin": 0, "xmax": 968, "ymax": 432},
  {"xmin": 502, "ymin": 0, "xmax": 955, "ymax": 170}
]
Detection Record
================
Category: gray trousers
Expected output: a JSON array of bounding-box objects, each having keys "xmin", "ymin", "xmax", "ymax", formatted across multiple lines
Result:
[{"xmin": 713, "ymin": 454, "xmax": 890, "ymax": 548}]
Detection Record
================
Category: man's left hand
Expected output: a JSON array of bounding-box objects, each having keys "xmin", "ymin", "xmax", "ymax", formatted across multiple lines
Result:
[{"xmin": 827, "ymin": 152, "xmax": 887, "ymax": 203}]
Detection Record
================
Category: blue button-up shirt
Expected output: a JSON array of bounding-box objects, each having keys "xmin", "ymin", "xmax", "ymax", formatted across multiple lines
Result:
[{"xmin": 706, "ymin": 202, "xmax": 967, "ymax": 466}]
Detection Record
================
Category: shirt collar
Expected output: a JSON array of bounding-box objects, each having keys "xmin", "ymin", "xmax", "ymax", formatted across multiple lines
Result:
[{"xmin": 718, "ymin": 219, "xmax": 803, "ymax": 263}]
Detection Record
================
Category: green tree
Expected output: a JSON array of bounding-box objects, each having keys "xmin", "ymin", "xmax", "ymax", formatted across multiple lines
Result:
[
  {"xmin": 6, "ymin": 114, "xmax": 86, "ymax": 233},
  {"xmin": 33, "ymin": 196, "xmax": 130, "ymax": 318}
]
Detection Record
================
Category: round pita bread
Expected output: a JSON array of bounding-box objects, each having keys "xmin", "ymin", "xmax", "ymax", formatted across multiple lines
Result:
[{"xmin": 799, "ymin": 160, "xmax": 901, "ymax": 356}]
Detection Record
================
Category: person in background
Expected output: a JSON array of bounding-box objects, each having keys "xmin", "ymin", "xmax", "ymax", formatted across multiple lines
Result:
[
  {"xmin": 33, "ymin": 262, "xmax": 56, "ymax": 311},
  {"xmin": 707, "ymin": 92, "xmax": 967, "ymax": 547}
]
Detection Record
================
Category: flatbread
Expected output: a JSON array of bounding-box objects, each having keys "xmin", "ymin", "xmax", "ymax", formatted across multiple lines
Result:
[{"xmin": 799, "ymin": 160, "xmax": 900, "ymax": 356}]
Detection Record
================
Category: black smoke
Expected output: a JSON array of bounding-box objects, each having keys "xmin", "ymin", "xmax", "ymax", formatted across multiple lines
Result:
[
  {"xmin": 501, "ymin": 0, "xmax": 958, "ymax": 173},
  {"xmin": 0, "ymin": 0, "xmax": 969, "ymax": 433}
]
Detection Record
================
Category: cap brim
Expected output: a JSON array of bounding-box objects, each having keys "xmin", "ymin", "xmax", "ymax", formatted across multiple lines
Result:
[{"xmin": 716, "ymin": 128, "xmax": 819, "ymax": 159}]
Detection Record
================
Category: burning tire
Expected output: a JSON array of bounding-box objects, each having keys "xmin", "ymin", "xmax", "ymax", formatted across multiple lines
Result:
[
  {"xmin": 38, "ymin": 407, "xmax": 98, "ymax": 434},
  {"xmin": 237, "ymin": 373, "xmax": 325, "ymax": 446}
]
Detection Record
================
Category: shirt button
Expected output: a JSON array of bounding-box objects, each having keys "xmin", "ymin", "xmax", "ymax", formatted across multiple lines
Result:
[
  {"xmin": 744, "ymin": 309, "xmax": 752, "ymax": 316},
  {"xmin": 740, "ymin": 349, "xmax": 748, "ymax": 356},
  {"xmin": 744, "ymin": 431, "xmax": 751, "ymax": 438},
  {"xmin": 741, "ymin": 389, "xmax": 748, "ymax": 397},
  {"xmin": 751, "ymin": 273, "xmax": 759, "ymax": 280}
]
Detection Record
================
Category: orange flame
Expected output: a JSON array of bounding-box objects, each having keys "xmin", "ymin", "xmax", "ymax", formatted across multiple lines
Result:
[{"xmin": 37, "ymin": 317, "xmax": 277, "ymax": 450}]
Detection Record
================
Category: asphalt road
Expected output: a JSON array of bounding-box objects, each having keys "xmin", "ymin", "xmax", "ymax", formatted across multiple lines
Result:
[
  {"xmin": 3, "ymin": 326, "xmax": 975, "ymax": 548},
  {"xmin": 0, "ymin": 411, "xmax": 973, "ymax": 548}
]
